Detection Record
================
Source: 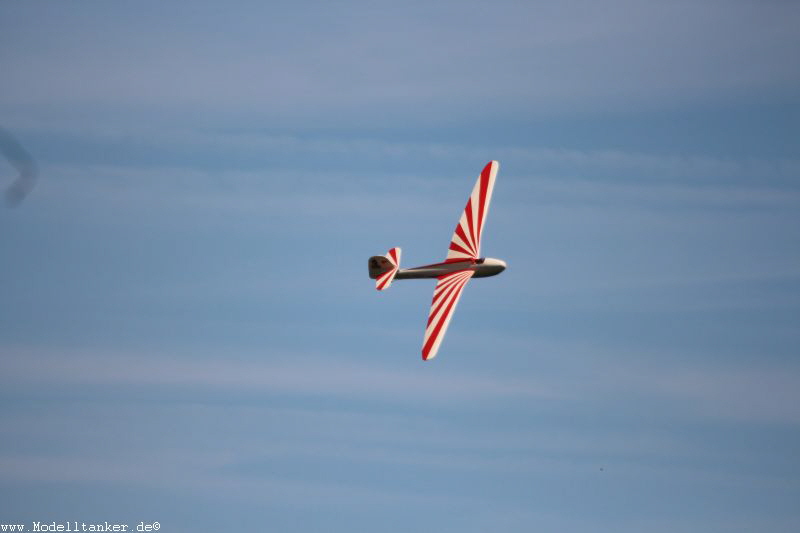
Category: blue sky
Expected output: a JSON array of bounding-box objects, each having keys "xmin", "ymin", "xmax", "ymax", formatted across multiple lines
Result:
[{"xmin": 1, "ymin": 1, "xmax": 799, "ymax": 531}]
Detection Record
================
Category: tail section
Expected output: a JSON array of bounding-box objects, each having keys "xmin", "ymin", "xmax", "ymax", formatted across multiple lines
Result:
[{"xmin": 368, "ymin": 247, "xmax": 401, "ymax": 290}]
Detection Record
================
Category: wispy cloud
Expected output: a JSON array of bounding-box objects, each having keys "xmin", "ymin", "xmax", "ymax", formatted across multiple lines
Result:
[
  {"xmin": 2, "ymin": 1, "xmax": 798, "ymax": 124},
  {"xmin": 0, "ymin": 346, "xmax": 554, "ymax": 404},
  {"xmin": 3, "ymin": 342, "xmax": 798, "ymax": 426},
  {"xmin": 25, "ymin": 130, "xmax": 800, "ymax": 218}
]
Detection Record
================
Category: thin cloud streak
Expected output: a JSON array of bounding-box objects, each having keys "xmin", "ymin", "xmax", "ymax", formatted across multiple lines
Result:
[
  {"xmin": 27, "ymin": 140, "xmax": 800, "ymax": 219},
  {"xmin": 3, "ymin": 344, "xmax": 798, "ymax": 425},
  {"xmin": 0, "ymin": 452, "xmax": 451, "ymax": 510},
  {"xmin": 2, "ymin": 1, "xmax": 798, "ymax": 121},
  {"xmin": 0, "ymin": 347, "xmax": 555, "ymax": 404},
  {"xmin": 12, "ymin": 125, "xmax": 800, "ymax": 185}
]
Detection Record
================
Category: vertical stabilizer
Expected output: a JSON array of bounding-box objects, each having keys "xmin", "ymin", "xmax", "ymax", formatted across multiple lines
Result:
[{"xmin": 368, "ymin": 247, "xmax": 402, "ymax": 290}]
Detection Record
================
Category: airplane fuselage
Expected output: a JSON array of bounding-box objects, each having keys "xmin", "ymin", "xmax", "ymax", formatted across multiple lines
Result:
[{"xmin": 395, "ymin": 257, "xmax": 506, "ymax": 280}]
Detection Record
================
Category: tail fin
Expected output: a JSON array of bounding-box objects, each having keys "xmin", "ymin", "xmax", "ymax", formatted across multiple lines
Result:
[{"xmin": 368, "ymin": 247, "xmax": 401, "ymax": 291}]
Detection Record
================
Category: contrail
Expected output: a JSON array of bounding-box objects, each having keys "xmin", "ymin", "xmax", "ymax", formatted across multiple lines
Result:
[{"xmin": 0, "ymin": 127, "xmax": 37, "ymax": 207}]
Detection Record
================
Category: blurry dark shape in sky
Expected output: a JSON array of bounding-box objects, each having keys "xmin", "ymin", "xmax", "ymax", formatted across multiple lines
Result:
[{"xmin": 0, "ymin": 127, "xmax": 38, "ymax": 207}]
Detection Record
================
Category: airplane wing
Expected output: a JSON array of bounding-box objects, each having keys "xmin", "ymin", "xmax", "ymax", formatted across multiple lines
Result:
[
  {"xmin": 445, "ymin": 160, "xmax": 499, "ymax": 262},
  {"xmin": 421, "ymin": 269, "xmax": 475, "ymax": 360}
]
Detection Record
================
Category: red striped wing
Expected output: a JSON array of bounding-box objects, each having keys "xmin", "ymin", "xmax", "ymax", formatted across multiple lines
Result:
[
  {"xmin": 446, "ymin": 161, "xmax": 499, "ymax": 262},
  {"xmin": 421, "ymin": 269, "xmax": 475, "ymax": 360}
]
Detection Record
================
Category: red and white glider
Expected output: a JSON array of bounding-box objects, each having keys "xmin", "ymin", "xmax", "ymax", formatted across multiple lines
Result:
[{"xmin": 368, "ymin": 161, "xmax": 506, "ymax": 360}]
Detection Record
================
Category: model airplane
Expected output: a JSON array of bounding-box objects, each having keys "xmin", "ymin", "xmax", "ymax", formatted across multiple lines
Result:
[{"xmin": 368, "ymin": 160, "xmax": 506, "ymax": 360}]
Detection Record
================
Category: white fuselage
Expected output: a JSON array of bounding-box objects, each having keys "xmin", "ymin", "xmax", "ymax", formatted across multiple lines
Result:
[{"xmin": 395, "ymin": 258, "xmax": 507, "ymax": 280}]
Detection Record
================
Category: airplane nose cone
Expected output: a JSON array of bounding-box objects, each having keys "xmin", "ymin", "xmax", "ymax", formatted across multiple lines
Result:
[
  {"xmin": 475, "ymin": 258, "xmax": 506, "ymax": 277},
  {"xmin": 485, "ymin": 258, "xmax": 506, "ymax": 275}
]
